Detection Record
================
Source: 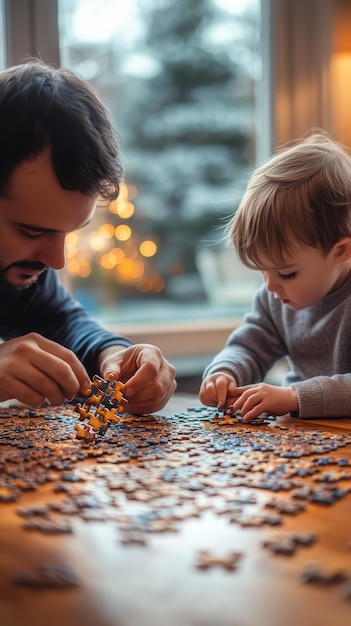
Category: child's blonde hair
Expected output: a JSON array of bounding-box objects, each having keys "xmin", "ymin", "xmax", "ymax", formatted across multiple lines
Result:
[{"xmin": 230, "ymin": 132, "xmax": 351, "ymax": 269}]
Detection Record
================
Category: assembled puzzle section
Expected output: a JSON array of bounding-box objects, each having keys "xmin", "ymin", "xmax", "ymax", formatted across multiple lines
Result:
[{"xmin": 74, "ymin": 375, "xmax": 128, "ymax": 442}]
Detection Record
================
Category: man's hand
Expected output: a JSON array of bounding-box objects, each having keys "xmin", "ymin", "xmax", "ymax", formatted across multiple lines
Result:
[
  {"xmin": 0, "ymin": 333, "xmax": 91, "ymax": 407},
  {"xmin": 230, "ymin": 383, "xmax": 299, "ymax": 421},
  {"xmin": 199, "ymin": 371, "xmax": 238, "ymax": 408},
  {"xmin": 99, "ymin": 343, "xmax": 177, "ymax": 414}
]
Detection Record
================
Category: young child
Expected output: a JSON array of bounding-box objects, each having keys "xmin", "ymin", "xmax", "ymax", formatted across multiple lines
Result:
[{"xmin": 199, "ymin": 132, "xmax": 351, "ymax": 420}]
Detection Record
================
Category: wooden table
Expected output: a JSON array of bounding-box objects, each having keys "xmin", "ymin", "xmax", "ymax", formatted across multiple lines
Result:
[{"xmin": 0, "ymin": 393, "xmax": 351, "ymax": 626}]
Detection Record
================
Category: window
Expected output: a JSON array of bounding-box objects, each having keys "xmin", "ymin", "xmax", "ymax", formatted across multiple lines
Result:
[{"xmin": 57, "ymin": 0, "xmax": 264, "ymax": 332}]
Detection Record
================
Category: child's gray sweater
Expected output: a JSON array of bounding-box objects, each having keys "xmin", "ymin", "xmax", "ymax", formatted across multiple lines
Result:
[{"xmin": 203, "ymin": 275, "xmax": 351, "ymax": 418}]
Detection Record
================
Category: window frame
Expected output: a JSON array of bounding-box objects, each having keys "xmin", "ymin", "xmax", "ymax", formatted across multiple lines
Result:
[{"xmin": 4, "ymin": 0, "xmax": 60, "ymax": 67}]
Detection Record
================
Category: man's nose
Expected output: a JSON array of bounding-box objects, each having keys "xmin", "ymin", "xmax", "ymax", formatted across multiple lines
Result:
[{"xmin": 35, "ymin": 234, "xmax": 66, "ymax": 270}]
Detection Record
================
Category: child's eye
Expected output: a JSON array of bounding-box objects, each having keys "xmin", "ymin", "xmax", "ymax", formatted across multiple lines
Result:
[
  {"xmin": 279, "ymin": 272, "xmax": 297, "ymax": 280},
  {"xmin": 20, "ymin": 229, "xmax": 43, "ymax": 239}
]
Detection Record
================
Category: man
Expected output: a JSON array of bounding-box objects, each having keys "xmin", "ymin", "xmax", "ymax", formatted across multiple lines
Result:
[{"xmin": 0, "ymin": 59, "xmax": 176, "ymax": 413}]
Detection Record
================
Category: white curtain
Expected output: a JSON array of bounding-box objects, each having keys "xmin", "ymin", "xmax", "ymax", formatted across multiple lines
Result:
[{"xmin": 270, "ymin": 0, "xmax": 333, "ymax": 146}]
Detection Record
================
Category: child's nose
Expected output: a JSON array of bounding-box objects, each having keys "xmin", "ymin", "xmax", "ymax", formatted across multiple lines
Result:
[{"xmin": 263, "ymin": 273, "xmax": 276, "ymax": 292}]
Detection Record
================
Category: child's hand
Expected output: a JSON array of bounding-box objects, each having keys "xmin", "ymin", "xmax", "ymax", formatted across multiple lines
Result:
[
  {"xmin": 199, "ymin": 372, "xmax": 238, "ymax": 408},
  {"xmin": 230, "ymin": 383, "xmax": 298, "ymax": 421}
]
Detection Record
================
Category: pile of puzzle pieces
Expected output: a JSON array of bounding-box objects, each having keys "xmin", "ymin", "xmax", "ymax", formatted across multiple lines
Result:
[{"xmin": 74, "ymin": 375, "xmax": 128, "ymax": 442}]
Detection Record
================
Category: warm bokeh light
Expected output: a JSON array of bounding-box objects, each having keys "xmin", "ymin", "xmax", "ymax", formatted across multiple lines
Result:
[
  {"xmin": 89, "ymin": 232, "xmax": 107, "ymax": 251},
  {"xmin": 108, "ymin": 183, "xmax": 137, "ymax": 217},
  {"xmin": 67, "ymin": 255, "xmax": 91, "ymax": 278},
  {"xmin": 100, "ymin": 252, "xmax": 117, "ymax": 270},
  {"xmin": 99, "ymin": 223, "xmax": 115, "ymax": 238},
  {"xmin": 109, "ymin": 199, "xmax": 119, "ymax": 215},
  {"xmin": 119, "ymin": 184, "xmax": 129, "ymax": 201},
  {"xmin": 66, "ymin": 242, "xmax": 78, "ymax": 258},
  {"xmin": 79, "ymin": 264, "xmax": 91, "ymax": 278},
  {"xmin": 65, "ymin": 231, "xmax": 79, "ymax": 258},
  {"xmin": 115, "ymin": 224, "xmax": 132, "ymax": 241},
  {"xmin": 126, "ymin": 184, "xmax": 138, "ymax": 200},
  {"xmin": 117, "ymin": 201, "xmax": 134, "ymax": 219},
  {"xmin": 66, "ymin": 257, "xmax": 80, "ymax": 276},
  {"xmin": 139, "ymin": 239, "xmax": 157, "ymax": 257},
  {"xmin": 109, "ymin": 247, "xmax": 125, "ymax": 264},
  {"xmin": 66, "ymin": 232, "xmax": 79, "ymax": 245},
  {"xmin": 100, "ymin": 248, "xmax": 125, "ymax": 269},
  {"xmin": 139, "ymin": 276, "xmax": 165, "ymax": 293},
  {"xmin": 116, "ymin": 258, "xmax": 144, "ymax": 281}
]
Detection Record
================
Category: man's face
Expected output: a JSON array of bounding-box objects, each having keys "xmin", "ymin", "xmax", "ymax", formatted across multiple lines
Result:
[{"xmin": 0, "ymin": 152, "xmax": 98, "ymax": 290}]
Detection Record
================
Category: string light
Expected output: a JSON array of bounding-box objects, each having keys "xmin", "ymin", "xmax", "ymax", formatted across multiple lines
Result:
[
  {"xmin": 115, "ymin": 224, "xmax": 132, "ymax": 241},
  {"xmin": 140, "ymin": 240, "xmax": 157, "ymax": 257}
]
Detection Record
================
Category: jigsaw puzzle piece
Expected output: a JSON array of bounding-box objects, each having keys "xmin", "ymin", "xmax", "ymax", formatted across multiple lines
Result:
[
  {"xmin": 74, "ymin": 423, "xmax": 95, "ymax": 442},
  {"xmin": 74, "ymin": 403, "xmax": 94, "ymax": 422}
]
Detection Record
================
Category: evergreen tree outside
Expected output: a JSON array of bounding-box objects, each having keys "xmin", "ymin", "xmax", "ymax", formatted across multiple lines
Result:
[{"xmin": 59, "ymin": 0, "xmax": 261, "ymax": 319}]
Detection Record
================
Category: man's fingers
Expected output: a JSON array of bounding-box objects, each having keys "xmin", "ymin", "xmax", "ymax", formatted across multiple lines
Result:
[{"xmin": 0, "ymin": 333, "xmax": 91, "ymax": 405}]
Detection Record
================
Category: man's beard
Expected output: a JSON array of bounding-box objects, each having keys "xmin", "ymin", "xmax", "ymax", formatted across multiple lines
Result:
[{"xmin": 0, "ymin": 261, "xmax": 47, "ymax": 291}]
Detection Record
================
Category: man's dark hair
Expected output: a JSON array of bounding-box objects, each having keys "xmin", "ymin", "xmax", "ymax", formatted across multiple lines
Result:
[{"xmin": 0, "ymin": 59, "xmax": 123, "ymax": 200}]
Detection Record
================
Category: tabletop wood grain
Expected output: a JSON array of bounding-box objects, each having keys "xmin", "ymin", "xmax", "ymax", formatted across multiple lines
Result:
[{"xmin": 0, "ymin": 393, "xmax": 350, "ymax": 626}]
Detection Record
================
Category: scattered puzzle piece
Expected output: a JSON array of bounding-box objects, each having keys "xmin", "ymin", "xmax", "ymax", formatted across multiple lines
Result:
[
  {"xmin": 195, "ymin": 549, "xmax": 243, "ymax": 571},
  {"xmin": 263, "ymin": 532, "xmax": 318, "ymax": 555},
  {"xmin": 12, "ymin": 564, "xmax": 79, "ymax": 588},
  {"xmin": 74, "ymin": 422, "xmax": 97, "ymax": 442},
  {"xmin": 301, "ymin": 561, "xmax": 350, "ymax": 585}
]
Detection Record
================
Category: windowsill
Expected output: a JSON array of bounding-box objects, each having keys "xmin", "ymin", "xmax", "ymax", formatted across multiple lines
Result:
[{"xmin": 104, "ymin": 317, "xmax": 241, "ymax": 361}]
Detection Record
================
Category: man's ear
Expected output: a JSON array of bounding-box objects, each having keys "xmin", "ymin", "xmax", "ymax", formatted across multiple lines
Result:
[{"xmin": 333, "ymin": 237, "xmax": 351, "ymax": 261}]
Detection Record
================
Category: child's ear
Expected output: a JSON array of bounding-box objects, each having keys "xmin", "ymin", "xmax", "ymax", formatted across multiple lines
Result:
[{"xmin": 333, "ymin": 237, "xmax": 351, "ymax": 261}]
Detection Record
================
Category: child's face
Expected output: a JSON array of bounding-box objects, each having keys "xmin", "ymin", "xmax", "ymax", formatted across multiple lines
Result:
[{"xmin": 257, "ymin": 243, "xmax": 351, "ymax": 310}]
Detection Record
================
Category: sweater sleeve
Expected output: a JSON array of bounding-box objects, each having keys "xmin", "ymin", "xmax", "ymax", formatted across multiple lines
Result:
[
  {"xmin": 0, "ymin": 269, "xmax": 132, "ymax": 378},
  {"xmin": 203, "ymin": 285, "xmax": 287, "ymax": 384},
  {"xmin": 291, "ymin": 374, "xmax": 351, "ymax": 418}
]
